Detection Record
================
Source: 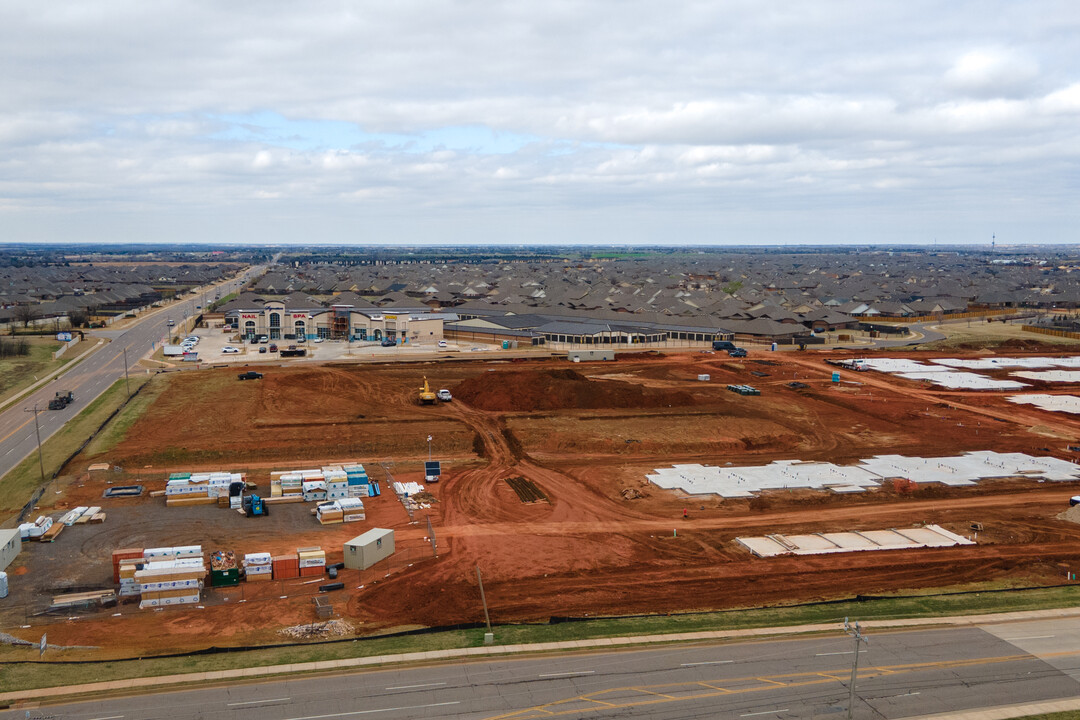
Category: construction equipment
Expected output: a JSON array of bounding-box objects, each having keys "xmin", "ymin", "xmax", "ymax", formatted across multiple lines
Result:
[
  {"xmin": 418, "ymin": 376, "xmax": 437, "ymax": 405},
  {"xmin": 242, "ymin": 494, "xmax": 268, "ymax": 517},
  {"xmin": 48, "ymin": 390, "xmax": 74, "ymax": 410}
]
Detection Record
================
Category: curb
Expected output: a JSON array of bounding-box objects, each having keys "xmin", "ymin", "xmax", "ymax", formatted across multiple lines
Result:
[{"xmin": 4, "ymin": 606, "xmax": 1080, "ymax": 704}]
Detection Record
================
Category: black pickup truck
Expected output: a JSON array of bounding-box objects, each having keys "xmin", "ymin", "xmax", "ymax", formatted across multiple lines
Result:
[{"xmin": 237, "ymin": 371, "xmax": 263, "ymax": 381}]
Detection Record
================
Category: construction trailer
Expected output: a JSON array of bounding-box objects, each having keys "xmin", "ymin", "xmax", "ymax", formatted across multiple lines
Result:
[
  {"xmin": 0, "ymin": 529, "xmax": 21, "ymax": 572},
  {"xmin": 568, "ymin": 349, "xmax": 614, "ymax": 362},
  {"xmin": 343, "ymin": 528, "xmax": 394, "ymax": 570}
]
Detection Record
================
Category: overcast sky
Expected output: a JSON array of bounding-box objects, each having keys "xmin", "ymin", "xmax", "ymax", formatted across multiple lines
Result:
[{"xmin": 2, "ymin": 1, "xmax": 1078, "ymax": 246}]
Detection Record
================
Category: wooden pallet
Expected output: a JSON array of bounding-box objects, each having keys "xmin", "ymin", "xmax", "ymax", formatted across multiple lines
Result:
[{"xmin": 504, "ymin": 476, "xmax": 549, "ymax": 504}]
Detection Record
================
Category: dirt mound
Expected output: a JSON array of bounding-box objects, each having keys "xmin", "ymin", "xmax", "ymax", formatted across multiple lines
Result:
[{"xmin": 453, "ymin": 368, "xmax": 697, "ymax": 411}]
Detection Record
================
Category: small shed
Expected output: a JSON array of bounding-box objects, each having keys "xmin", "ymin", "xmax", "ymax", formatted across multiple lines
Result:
[
  {"xmin": 0, "ymin": 529, "xmax": 22, "ymax": 572},
  {"xmin": 344, "ymin": 528, "xmax": 394, "ymax": 570}
]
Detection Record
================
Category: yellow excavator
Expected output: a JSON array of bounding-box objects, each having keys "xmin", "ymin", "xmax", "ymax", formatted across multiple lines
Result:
[{"xmin": 418, "ymin": 376, "xmax": 437, "ymax": 405}]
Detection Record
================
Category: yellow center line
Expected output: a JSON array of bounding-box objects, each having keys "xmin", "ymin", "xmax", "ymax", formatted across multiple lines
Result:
[
  {"xmin": 484, "ymin": 652, "xmax": 1055, "ymax": 719},
  {"xmin": 0, "ymin": 414, "xmax": 35, "ymax": 445}
]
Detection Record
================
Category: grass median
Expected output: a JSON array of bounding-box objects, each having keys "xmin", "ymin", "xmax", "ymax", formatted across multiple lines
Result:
[
  {"xmin": 2, "ymin": 582, "xmax": 1080, "ymax": 695},
  {"xmin": 0, "ymin": 374, "xmax": 153, "ymax": 517}
]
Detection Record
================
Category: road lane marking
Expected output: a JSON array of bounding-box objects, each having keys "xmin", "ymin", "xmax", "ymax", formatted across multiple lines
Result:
[
  {"xmin": 1003, "ymin": 635, "xmax": 1055, "ymax": 640},
  {"xmin": 228, "ymin": 697, "xmax": 290, "ymax": 706},
  {"xmin": 681, "ymin": 660, "xmax": 734, "ymax": 666},
  {"xmin": 385, "ymin": 682, "xmax": 447, "ymax": 690},
  {"xmin": 487, "ymin": 653, "xmax": 1045, "ymax": 719},
  {"xmin": 538, "ymin": 671, "xmax": 595, "ymax": 678},
  {"xmin": 283, "ymin": 701, "xmax": 460, "ymax": 719},
  {"xmin": 87, "ymin": 716, "xmax": 125, "ymax": 720},
  {"xmin": 741, "ymin": 710, "xmax": 789, "ymax": 717},
  {"xmin": 815, "ymin": 650, "xmax": 863, "ymax": 656}
]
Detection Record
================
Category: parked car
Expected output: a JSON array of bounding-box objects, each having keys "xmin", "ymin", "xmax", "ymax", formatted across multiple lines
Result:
[
  {"xmin": 437, "ymin": 389, "xmax": 452, "ymax": 402},
  {"xmin": 437, "ymin": 340, "xmax": 448, "ymax": 348},
  {"xmin": 269, "ymin": 344, "xmax": 278, "ymax": 352},
  {"xmin": 222, "ymin": 346, "xmax": 240, "ymax": 354},
  {"xmin": 712, "ymin": 340, "xmax": 737, "ymax": 351},
  {"xmin": 259, "ymin": 346, "xmax": 267, "ymax": 353},
  {"xmin": 237, "ymin": 371, "xmax": 263, "ymax": 381},
  {"xmin": 381, "ymin": 338, "xmax": 397, "ymax": 347},
  {"xmin": 257, "ymin": 335, "xmax": 269, "ymax": 343},
  {"xmin": 728, "ymin": 348, "xmax": 748, "ymax": 358},
  {"xmin": 313, "ymin": 337, "xmax": 324, "ymax": 343}
]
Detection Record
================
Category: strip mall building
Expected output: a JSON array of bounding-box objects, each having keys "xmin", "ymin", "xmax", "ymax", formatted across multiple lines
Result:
[{"xmin": 225, "ymin": 301, "xmax": 448, "ymax": 343}]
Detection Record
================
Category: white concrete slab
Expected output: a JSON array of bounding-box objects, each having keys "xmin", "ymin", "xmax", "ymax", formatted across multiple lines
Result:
[
  {"xmin": 649, "ymin": 452, "xmax": 1080, "ymax": 499},
  {"xmin": 1012, "ymin": 370, "xmax": 1080, "ymax": 383},
  {"xmin": 1008, "ymin": 394, "xmax": 1080, "ymax": 415},
  {"xmin": 736, "ymin": 524, "xmax": 975, "ymax": 557}
]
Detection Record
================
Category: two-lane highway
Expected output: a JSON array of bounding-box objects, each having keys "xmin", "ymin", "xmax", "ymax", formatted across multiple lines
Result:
[
  {"xmin": 0, "ymin": 269, "xmax": 258, "ymax": 490},
  {"xmin": 6, "ymin": 618, "xmax": 1080, "ymax": 719}
]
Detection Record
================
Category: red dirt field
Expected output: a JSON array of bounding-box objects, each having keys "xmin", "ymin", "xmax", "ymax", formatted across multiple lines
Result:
[{"xmin": 8, "ymin": 347, "xmax": 1080, "ymax": 656}]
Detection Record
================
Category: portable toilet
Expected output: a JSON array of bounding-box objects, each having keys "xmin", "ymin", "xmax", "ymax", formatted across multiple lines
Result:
[
  {"xmin": 771, "ymin": 342, "xmax": 778, "ymax": 351},
  {"xmin": 832, "ymin": 372, "xmax": 840, "ymax": 382},
  {"xmin": 0, "ymin": 571, "xmax": 8, "ymax": 599},
  {"xmin": 502, "ymin": 340, "xmax": 510, "ymax": 349}
]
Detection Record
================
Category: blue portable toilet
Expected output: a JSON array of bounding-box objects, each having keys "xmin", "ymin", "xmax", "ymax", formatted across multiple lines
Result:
[{"xmin": 832, "ymin": 372, "xmax": 840, "ymax": 382}]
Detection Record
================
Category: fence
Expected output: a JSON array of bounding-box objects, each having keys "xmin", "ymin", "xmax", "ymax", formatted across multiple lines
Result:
[
  {"xmin": 52, "ymin": 335, "xmax": 79, "ymax": 359},
  {"xmin": 1022, "ymin": 325, "xmax": 1080, "ymax": 341},
  {"xmin": 1, "ymin": 540, "xmax": 445, "ymax": 629}
]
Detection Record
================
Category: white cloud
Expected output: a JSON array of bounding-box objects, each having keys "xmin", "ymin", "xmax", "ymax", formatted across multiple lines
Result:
[{"xmin": 0, "ymin": 1, "xmax": 1077, "ymax": 244}]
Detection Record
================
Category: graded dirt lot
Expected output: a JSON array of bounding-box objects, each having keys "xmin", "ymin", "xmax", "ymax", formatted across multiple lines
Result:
[{"xmin": 7, "ymin": 346, "xmax": 1080, "ymax": 656}]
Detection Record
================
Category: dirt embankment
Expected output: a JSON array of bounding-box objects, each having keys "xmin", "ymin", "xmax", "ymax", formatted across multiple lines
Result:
[{"xmin": 453, "ymin": 368, "xmax": 696, "ymax": 411}]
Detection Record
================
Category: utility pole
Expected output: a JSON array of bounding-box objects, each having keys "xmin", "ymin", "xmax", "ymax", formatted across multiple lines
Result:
[
  {"xmin": 844, "ymin": 617, "xmax": 870, "ymax": 720},
  {"xmin": 476, "ymin": 564, "xmax": 492, "ymax": 640},
  {"xmin": 25, "ymin": 403, "xmax": 46, "ymax": 486},
  {"xmin": 122, "ymin": 346, "xmax": 131, "ymax": 397}
]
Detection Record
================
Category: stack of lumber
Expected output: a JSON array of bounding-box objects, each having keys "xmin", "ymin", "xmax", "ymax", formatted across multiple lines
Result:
[
  {"xmin": 165, "ymin": 471, "xmax": 244, "ymax": 505},
  {"xmin": 316, "ymin": 499, "xmax": 365, "ymax": 525},
  {"xmin": 133, "ymin": 545, "xmax": 205, "ymax": 609},
  {"xmin": 243, "ymin": 552, "xmax": 272, "ymax": 582},
  {"xmin": 297, "ymin": 546, "xmax": 326, "ymax": 577},
  {"xmin": 345, "ymin": 464, "xmax": 370, "ymax": 498}
]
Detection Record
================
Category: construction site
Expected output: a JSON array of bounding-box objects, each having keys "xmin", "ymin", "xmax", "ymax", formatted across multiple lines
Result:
[{"xmin": 5, "ymin": 344, "xmax": 1080, "ymax": 658}]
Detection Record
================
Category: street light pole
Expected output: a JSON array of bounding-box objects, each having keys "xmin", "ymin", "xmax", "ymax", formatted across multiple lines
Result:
[{"xmin": 25, "ymin": 403, "xmax": 46, "ymax": 486}]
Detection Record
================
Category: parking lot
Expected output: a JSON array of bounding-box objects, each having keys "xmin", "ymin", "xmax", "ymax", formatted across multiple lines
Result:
[{"xmin": 178, "ymin": 326, "xmax": 474, "ymax": 364}]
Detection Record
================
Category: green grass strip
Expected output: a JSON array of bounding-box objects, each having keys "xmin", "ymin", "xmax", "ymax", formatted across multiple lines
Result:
[
  {"xmin": 0, "ymin": 374, "xmax": 152, "ymax": 516},
  {"xmin": 2, "ymin": 583, "xmax": 1080, "ymax": 694}
]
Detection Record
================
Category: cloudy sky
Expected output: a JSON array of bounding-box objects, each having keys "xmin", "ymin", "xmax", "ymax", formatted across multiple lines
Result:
[{"xmin": 2, "ymin": 1, "xmax": 1078, "ymax": 246}]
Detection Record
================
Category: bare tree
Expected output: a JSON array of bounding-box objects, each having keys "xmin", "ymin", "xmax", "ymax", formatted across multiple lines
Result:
[
  {"xmin": 68, "ymin": 308, "xmax": 89, "ymax": 328},
  {"xmin": 13, "ymin": 304, "xmax": 38, "ymax": 328}
]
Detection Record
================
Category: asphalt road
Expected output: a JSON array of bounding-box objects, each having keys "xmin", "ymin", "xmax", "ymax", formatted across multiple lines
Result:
[
  {"xmin": 0, "ymin": 269, "xmax": 259, "ymax": 491},
  {"xmin": 10, "ymin": 619, "xmax": 1080, "ymax": 720}
]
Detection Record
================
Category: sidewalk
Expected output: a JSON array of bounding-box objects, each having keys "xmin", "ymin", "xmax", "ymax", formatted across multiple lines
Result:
[{"xmin": 4, "ymin": 606, "xmax": 1080, "ymax": 706}]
